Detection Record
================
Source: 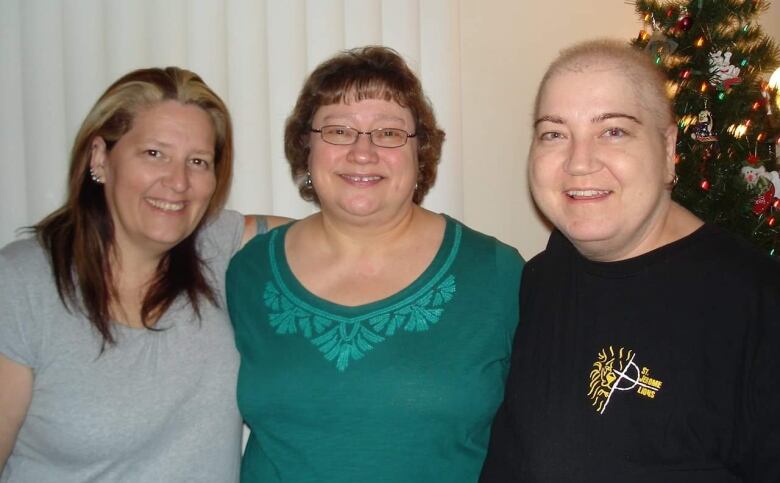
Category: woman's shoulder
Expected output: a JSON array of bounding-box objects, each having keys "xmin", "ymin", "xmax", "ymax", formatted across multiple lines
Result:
[
  {"xmin": 228, "ymin": 218, "xmax": 292, "ymax": 279},
  {"xmin": 444, "ymin": 214, "xmax": 524, "ymax": 265},
  {"xmin": 0, "ymin": 236, "xmax": 49, "ymax": 277},
  {"xmin": 688, "ymin": 224, "xmax": 779, "ymax": 276}
]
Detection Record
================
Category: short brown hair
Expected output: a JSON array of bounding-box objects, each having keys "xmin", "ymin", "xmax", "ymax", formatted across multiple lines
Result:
[
  {"xmin": 284, "ymin": 46, "xmax": 445, "ymax": 204},
  {"xmin": 535, "ymin": 38, "xmax": 674, "ymax": 131},
  {"xmin": 35, "ymin": 66, "xmax": 233, "ymax": 346}
]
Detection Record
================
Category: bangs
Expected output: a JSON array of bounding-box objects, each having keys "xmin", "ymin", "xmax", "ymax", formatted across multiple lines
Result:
[{"xmin": 316, "ymin": 76, "xmax": 411, "ymax": 109}]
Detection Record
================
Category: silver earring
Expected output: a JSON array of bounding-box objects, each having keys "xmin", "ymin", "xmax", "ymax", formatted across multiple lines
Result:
[
  {"xmin": 671, "ymin": 174, "xmax": 679, "ymax": 187},
  {"xmin": 305, "ymin": 170, "xmax": 313, "ymax": 188},
  {"xmin": 89, "ymin": 168, "xmax": 103, "ymax": 184}
]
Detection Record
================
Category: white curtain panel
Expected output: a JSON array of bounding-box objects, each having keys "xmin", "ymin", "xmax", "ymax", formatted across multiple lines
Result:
[{"xmin": 0, "ymin": 0, "xmax": 463, "ymax": 246}]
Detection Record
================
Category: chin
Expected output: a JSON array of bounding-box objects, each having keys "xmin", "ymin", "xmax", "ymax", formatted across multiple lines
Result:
[{"xmin": 559, "ymin": 219, "xmax": 621, "ymax": 245}]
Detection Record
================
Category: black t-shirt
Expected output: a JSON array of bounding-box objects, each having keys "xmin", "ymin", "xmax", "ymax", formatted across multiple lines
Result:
[{"xmin": 481, "ymin": 225, "xmax": 780, "ymax": 482}]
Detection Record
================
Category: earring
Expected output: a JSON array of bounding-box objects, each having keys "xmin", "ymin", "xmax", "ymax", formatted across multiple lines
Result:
[
  {"xmin": 305, "ymin": 170, "xmax": 313, "ymax": 188},
  {"xmin": 671, "ymin": 174, "xmax": 679, "ymax": 186},
  {"xmin": 89, "ymin": 168, "xmax": 103, "ymax": 184}
]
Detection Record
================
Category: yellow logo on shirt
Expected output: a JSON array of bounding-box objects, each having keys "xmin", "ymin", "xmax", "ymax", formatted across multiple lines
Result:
[{"xmin": 588, "ymin": 346, "xmax": 663, "ymax": 414}]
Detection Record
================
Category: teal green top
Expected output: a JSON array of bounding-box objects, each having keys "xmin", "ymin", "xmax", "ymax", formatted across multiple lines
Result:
[{"xmin": 226, "ymin": 215, "xmax": 523, "ymax": 483}]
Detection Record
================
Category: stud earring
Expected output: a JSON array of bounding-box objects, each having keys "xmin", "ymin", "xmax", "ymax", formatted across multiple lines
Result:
[
  {"xmin": 89, "ymin": 168, "xmax": 103, "ymax": 184},
  {"xmin": 305, "ymin": 170, "xmax": 313, "ymax": 188}
]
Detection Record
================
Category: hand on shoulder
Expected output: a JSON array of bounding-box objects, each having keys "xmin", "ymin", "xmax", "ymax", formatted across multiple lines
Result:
[{"xmin": 241, "ymin": 215, "xmax": 295, "ymax": 247}]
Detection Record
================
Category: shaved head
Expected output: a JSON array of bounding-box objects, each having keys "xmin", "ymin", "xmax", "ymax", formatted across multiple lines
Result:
[{"xmin": 534, "ymin": 39, "xmax": 674, "ymax": 133}]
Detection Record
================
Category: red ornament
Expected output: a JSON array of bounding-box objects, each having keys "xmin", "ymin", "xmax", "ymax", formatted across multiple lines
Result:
[
  {"xmin": 769, "ymin": 216, "xmax": 777, "ymax": 227},
  {"xmin": 753, "ymin": 185, "xmax": 776, "ymax": 214},
  {"xmin": 774, "ymin": 199, "xmax": 780, "ymax": 209},
  {"xmin": 747, "ymin": 154, "xmax": 760, "ymax": 165},
  {"xmin": 677, "ymin": 16, "xmax": 693, "ymax": 31},
  {"xmin": 700, "ymin": 179, "xmax": 711, "ymax": 190}
]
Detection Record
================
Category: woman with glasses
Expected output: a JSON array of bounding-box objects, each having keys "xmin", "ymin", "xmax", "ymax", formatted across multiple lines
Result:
[{"xmin": 226, "ymin": 46, "xmax": 524, "ymax": 482}]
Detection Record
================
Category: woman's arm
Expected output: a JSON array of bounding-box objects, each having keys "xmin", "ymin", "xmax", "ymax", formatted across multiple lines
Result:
[
  {"xmin": 241, "ymin": 215, "xmax": 294, "ymax": 248},
  {"xmin": 0, "ymin": 354, "xmax": 32, "ymax": 471}
]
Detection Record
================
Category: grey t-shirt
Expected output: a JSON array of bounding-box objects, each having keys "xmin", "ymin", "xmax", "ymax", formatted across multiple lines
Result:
[{"xmin": 0, "ymin": 210, "xmax": 245, "ymax": 483}]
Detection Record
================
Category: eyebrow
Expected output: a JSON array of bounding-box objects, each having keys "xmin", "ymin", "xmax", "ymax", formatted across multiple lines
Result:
[
  {"xmin": 321, "ymin": 113, "xmax": 407, "ymax": 124},
  {"xmin": 143, "ymin": 139, "xmax": 214, "ymax": 156},
  {"xmin": 533, "ymin": 115, "xmax": 564, "ymax": 127},
  {"xmin": 594, "ymin": 112, "xmax": 642, "ymax": 125},
  {"xmin": 533, "ymin": 112, "xmax": 642, "ymax": 127}
]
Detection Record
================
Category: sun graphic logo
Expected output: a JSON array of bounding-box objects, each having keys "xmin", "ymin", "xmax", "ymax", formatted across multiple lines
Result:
[{"xmin": 588, "ymin": 346, "xmax": 662, "ymax": 414}]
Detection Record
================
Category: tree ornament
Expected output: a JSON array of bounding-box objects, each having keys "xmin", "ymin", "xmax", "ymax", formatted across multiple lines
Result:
[
  {"xmin": 645, "ymin": 31, "xmax": 678, "ymax": 57},
  {"xmin": 677, "ymin": 8, "xmax": 693, "ymax": 31},
  {"xmin": 752, "ymin": 185, "xmax": 775, "ymax": 214},
  {"xmin": 709, "ymin": 51, "xmax": 742, "ymax": 89},
  {"xmin": 700, "ymin": 180, "xmax": 711, "ymax": 191},
  {"xmin": 691, "ymin": 107, "xmax": 717, "ymax": 142},
  {"xmin": 644, "ymin": 15, "xmax": 677, "ymax": 57},
  {"xmin": 742, "ymin": 165, "xmax": 766, "ymax": 185},
  {"xmin": 747, "ymin": 153, "xmax": 760, "ymax": 165},
  {"xmin": 769, "ymin": 216, "xmax": 777, "ymax": 227}
]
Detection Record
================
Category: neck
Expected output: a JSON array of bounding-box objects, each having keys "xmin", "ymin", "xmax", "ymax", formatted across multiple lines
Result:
[
  {"xmin": 577, "ymin": 201, "xmax": 703, "ymax": 262},
  {"xmin": 316, "ymin": 205, "xmax": 424, "ymax": 255},
  {"xmin": 107, "ymin": 243, "xmax": 165, "ymax": 326}
]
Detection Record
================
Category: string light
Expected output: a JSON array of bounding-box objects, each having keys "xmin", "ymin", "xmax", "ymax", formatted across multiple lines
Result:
[
  {"xmin": 727, "ymin": 123, "xmax": 749, "ymax": 137},
  {"xmin": 695, "ymin": 36, "xmax": 705, "ymax": 47},
  {"xmin": 666, "ymin": 82, "xmax": 679, "ymax": 97},
  {"xmin": 679, "ymin": 114, "xmax": 698, "ymax": 128},
  {"xmin": 700, "ymin": 81, "xmax": 708, "ymax": 93}
]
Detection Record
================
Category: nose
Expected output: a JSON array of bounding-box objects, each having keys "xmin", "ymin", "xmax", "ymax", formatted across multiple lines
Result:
[
  {"xmin": 163, "ymin": 160, "xmax": 190, "ymax": 192},
  {"xmin": 564, "ymin": 135, "xmax": 600, "ymax": 176},
  {"xmin": 347, "ymin": 133, "xmax": 379, "ymax": 164}
]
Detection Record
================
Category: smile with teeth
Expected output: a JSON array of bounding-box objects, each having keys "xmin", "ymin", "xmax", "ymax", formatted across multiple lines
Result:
[
  {"xmin": 341, "ymin": 174, "xmax": 382, "ymax": 182},
  {"xmin": 146, "ymin": 198, "xmax": 186, "ymax": 212},
  {"xmin": 565, "ymin": 189, "xmax": 611, "ymax": 199}
]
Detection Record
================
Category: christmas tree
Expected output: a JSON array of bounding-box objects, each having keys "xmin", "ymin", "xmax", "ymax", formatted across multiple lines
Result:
[{"xmin": 633, "ymin": 0, "xmax": 780, "ymax": 257}]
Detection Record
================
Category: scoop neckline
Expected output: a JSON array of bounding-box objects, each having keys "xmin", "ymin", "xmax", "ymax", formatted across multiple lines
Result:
[{"xmin": 267, "ymin": 214, "xmax": 460, "ymax": 319}]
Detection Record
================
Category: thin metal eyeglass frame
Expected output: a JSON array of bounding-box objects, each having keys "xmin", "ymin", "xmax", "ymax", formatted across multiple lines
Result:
[{"xmin": 310, "ymin": 125, "xmax": 417, "ymax": 148}]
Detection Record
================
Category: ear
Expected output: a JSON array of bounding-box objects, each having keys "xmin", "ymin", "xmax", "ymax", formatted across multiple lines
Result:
[
  {"xmin": 89, "ymin": 136, "xmax": 108, "ymax": 180},
  {"xmin": 663, "ymin": 124, "xmax": 678, "ymax": 182}
]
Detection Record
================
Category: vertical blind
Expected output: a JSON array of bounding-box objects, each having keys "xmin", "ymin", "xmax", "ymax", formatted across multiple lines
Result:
[{"xmin": 0, "ymin": 0, "xmax": 463, "ymax": 246}]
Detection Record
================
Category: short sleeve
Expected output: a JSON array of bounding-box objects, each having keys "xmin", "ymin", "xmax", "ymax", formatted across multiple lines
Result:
[
  {"xmin": 0, "ymin": 244, "xmax": 41, "ymax": 369},
  {"xmin": 198, "ymin": 209, "xmax": 245, "ymax": 260}
]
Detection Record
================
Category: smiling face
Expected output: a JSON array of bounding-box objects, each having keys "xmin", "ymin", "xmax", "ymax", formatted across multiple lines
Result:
[
  {"xmin": 529, "ymin": 66, "xmax": 678, "ymax": 261},
  {"xmin": 90, "ymin": 100, "xmax": 217, "ymax": 261},
  {"xmin": 308, "ymin": 98, "xmax": 418, "ymax": 223}
]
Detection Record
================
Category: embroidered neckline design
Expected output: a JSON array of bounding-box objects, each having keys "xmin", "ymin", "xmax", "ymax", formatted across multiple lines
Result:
[{"xmin": 264, "ymin": 222, "xmax": 461, "ymax": 372}]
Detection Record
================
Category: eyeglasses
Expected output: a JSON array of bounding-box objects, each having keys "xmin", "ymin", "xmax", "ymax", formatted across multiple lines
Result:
[{"xmin": 310, "ymin": 125, "xmax": 416, "ymax": 148}]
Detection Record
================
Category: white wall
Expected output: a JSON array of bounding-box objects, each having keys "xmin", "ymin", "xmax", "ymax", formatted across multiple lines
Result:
[
  {"xmin": 460, "ymin": 1, "xmax": 780, "ymax": 259},
  {"xmin": 459, "ymin": 2, "xmax": 645, "ymax": 258},
  {"xmin": 3, "ymin": 0, "xmax": 780, "ymax": 260}
]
